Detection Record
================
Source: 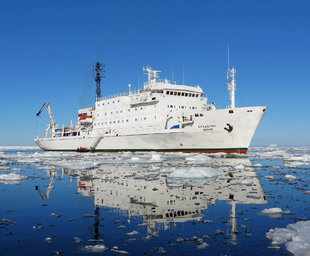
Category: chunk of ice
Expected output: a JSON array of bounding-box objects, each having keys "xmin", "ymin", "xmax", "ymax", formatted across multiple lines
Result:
[
  {"xmin": 44, "ymin": 237, "xmax": 52, "ymax": 243},
  {"xmin": 197, "ymin": 242, "xmax": 209, "ymax": 249},
  {"xmin": 78, "ymin": 244, "xmax": 108, "ymax": 253},
  {"xmin": 0, "ymin": 173, "xmax": 27, "ymax": 184},
  {"xmin": 151, "ymin": 153, "xmax": 162, "ymax": 162},
  {"xmin": 111, "ymin": 247, "xmax": 129, "ymax": 255},
  {"xmin": 74, "ymin": 237, "xmax": 82, "ymax": 243},
  {"xmin": 167, "ymin": 167, "xmax": 219, "ymax": 179},
  {"xmin": 265, "ymin": 175, "xmax": 275, "ymax": 180},
  {"xmin": 261, "ymin": 208, "xmax": 291, "ymax": 218},
  {"xmin": 266, "ymin": 220, "xmax": 310, "ymax": 256},
  {"xmin": 126, "ymin": 230, "xmax": 139, "ymax": 236},
  {"xmin": 234, "ymin": 164, "xmax": 245, "ymax": 171},
  {"xmin": 185, "ymin": 154, "xmax": 211, "ymax": 162},
  {"xmin": 284, "ymin": 175, "xmax": 296, "ymax": 181}
]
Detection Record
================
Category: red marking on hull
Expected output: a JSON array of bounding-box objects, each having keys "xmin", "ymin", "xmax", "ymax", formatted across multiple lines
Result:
[{"xmin": 76, "ymin": 147, "xmax": 89, "ymax": 152}]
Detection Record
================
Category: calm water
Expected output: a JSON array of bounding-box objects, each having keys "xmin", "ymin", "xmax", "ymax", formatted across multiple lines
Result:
[{"xmin": 1, "ymin": 146, "xmax": 310, "ymax": 256}]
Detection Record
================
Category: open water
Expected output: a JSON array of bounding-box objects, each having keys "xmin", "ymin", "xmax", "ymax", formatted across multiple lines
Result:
[{"xmin": 1, "ymin": 146, "xmax": 310, "ymax": 256}]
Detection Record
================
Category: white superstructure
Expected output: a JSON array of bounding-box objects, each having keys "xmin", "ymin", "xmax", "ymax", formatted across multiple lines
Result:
[{"xmin": 35, "ymin": 65, "xmax": 267, "ymax": 153}]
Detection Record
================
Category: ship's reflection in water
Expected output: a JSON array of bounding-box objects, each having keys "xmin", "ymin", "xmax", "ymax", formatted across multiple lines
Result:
[{"xmin": 57, "ymin": 156, "xmax": 267, "ymax": 244}]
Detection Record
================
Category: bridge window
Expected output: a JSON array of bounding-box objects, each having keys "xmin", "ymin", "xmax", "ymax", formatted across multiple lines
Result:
[{"xmin": 166, "ymin": 91, "xmax": 169, "ymax": 95}]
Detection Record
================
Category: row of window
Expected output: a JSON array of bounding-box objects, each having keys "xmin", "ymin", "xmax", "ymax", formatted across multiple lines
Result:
[
  {"xmin": 167, "ymin": 105, "xmax": 198, "ymax": 110},
  {"xmin": 166, "ymin": 91, "xmax": 199, "ymax": 97},
  {"xmin": 96, "ymin": 106, "xmax": 158, "ymax": 117},
  {"xmin": 97, "ymin": 99, "xmax": 121, "ymax": 107},
  {"xmin": 94, "ymin": 116, "xmax": 157, "ymax": 126}
]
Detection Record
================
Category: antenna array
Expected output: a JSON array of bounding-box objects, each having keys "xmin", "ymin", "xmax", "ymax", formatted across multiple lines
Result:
[{"xmin": 95, "ymin": 62, "xmax": 105, "ymax": 99}]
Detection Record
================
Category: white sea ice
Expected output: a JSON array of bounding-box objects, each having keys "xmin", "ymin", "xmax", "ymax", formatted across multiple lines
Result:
[
  {"xmin": 126, "ymin": 230, "xmax": 139, "ymax": 236},
  {"xmin": 266, "ymin": 221, "xmax": 310, "ymax": 256},
  {"xmin": 44, "ymin": 237, "xmax": 52, "ymax": 243},
  {"xmin": 151, "ymin": 153, "xmax": 162, "ymax": 162},
  {"xmin": 197, "ymin": 242, "xmax": 209, "ymax": 249},
  {"xmin": 0, "ymin": 173, "xmax": 27, "ymax": 184},
  {"xmin": 167, "ymin": 167, "xmax": 219, "ymax": 179},
  {"xmin": 234, "ymin": 164, "xmax": 245, "ymax": 171},
  {"xmin": 266, "ymin": 227, "xmax": 296, "ymax": 245},
  {"xmin": 261, "ymin": 208, "xmax": 291, "ymax": 218},
  {"xmin": 131, "ymin": 157, "xmax": 140, "ymax": 162},
  {"xmin": 185, "ymin": 154, "xmax": 211, "ymax": 162},
  {"xmin": 284, "ymin": 175, "xmax": 297, "ymax": 181},
  {"xmin": 74, "ymin": 237, "xmax": 82, "ymax": 243},
  {"xmin": 265, "ymin": 175, "xmax": 275, "ymax": 180},
  {"xmin": 78, "ymin": 244, "xmax": 108, "ymax": 253},
  {"xmin": 49, "ymin": 160, "xmax": 101, "ymax": 170},
  {"xmin": 111, "ymin": 246, "xmax": 129, "ymax": 255}
]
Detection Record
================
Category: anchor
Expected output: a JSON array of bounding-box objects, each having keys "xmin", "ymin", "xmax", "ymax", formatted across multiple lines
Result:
[{"xmin": 224, "ymin": 123, "xmax": 233, "ymax": 133}]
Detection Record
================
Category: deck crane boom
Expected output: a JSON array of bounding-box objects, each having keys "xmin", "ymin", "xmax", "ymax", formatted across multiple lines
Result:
[{"xmin": 36, "ymin": 103, "xmax": 56, "ymax": 135}]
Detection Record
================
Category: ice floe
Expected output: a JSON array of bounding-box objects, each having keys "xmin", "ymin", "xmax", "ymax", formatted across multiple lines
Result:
[
  {"xmin": 0, "ymin": 173, "xmax": 27, "ymax": 184},
  {"xmin": 111, "ymin": 246, "xmax": 129, "ymax": 255},
  {"xmin": 266, "ymin": 220, "xmax": 310, "ymax": 256},
  {"xmin": 234, "ymin": 164, "xmax": 245, "ymax": 171},
  {"xmin": 44, "ymin": 237, "xmax": 52, "ymax": 243},
  {"xmin": 74, "ymin": 237, "xmax": 82, "ymax": 243},
  {"xmin": 265, "ymin": 175, "xmax": 275, "ymax": 180},
  {"xmin": 185, "ymin": 154, "xmax": 211, "ymax": 162},
  {"xmin": 78, "ymin": 244, "xmax": 108, "ymax": 253},
  {"xmin": 261, "ymin": 208, "xmax": 291, "ymax": 218},
  {"xmin": 166, "ymin": 167, "xmax": 219, "ymax": 179},
  {"xmin": 284, "ymin": 174, "xmax": 297, "ymax": 181},
  {"xmin": 126, "ymin": 230, "xmax": 139, "ymax": 236}
]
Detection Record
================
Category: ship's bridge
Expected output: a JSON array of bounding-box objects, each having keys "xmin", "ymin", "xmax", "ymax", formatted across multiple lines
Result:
[
  {"xmin": 148, "ymin": 82, "xmax": 203, "ymax": 96},
  {"xmin": 143, "ymin": 66, "xmax": 204, "ymax": 96}
]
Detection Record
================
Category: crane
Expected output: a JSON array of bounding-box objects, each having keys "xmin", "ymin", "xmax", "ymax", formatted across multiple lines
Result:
[{"xmin": 36, "ymin": 102, "xmax": 56, "ymax": 136}]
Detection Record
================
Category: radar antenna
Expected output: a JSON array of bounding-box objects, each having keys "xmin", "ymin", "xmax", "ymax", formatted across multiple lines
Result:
[
  {"xmin": 143, "ymin": 65, "xmax": 161, "ymax": 87},
  {"xmin": 95, "ymin": 62, "xmax": 105, "ymax": 100}
]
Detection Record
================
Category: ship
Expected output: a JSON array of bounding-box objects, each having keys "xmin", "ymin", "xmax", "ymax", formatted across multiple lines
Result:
[{"xmin": 34, "ymin": 64, "xmax": 267, "ymax": 153}]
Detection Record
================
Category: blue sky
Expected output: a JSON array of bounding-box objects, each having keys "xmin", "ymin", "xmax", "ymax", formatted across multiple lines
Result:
[{"xmin": 0, "ymin": 0, "xmax": 309, "ymax": 146}]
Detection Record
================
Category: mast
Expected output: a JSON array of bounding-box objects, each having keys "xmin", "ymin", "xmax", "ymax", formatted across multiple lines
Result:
[
  {"xmin": 227, "ymin": 67, "xmax": 236, "ymax": 109},
  {"xmin": 95, "ymin": 62, "xmax": 105, "ymax": 100}
]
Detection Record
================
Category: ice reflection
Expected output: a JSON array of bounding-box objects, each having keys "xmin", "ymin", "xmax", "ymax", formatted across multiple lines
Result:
[{"xmin": 61, "ymin": 157, "xmax": 267, "ymax": 243}]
